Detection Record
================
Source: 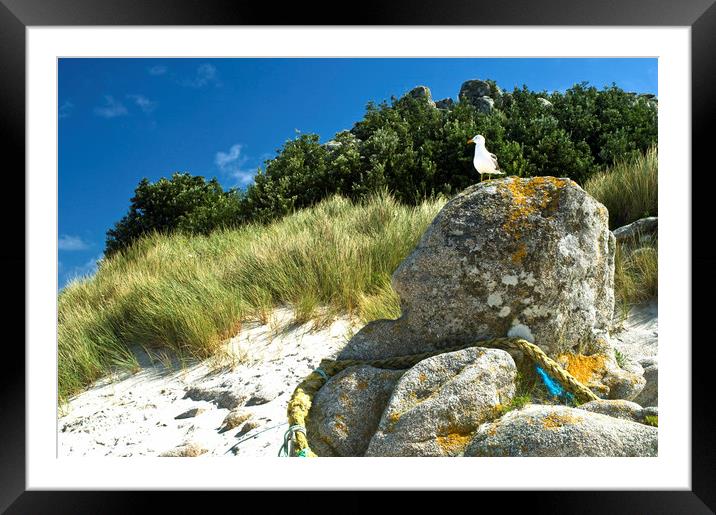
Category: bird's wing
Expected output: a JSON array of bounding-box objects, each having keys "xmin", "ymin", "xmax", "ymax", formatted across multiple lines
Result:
[{"xmin": 489, "ymin": 152, "xmax": 500, "ymax": 169}]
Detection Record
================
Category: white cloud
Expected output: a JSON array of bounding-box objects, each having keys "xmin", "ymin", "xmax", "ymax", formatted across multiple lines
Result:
[
  {"xmin": 64, "ymin": 254, "xmax": 103, "ymax": 283},
  {"xmin": 215, "ymin": 144, "xmax": 256, "ymax": 186},
  {"xmin": 59, "ymin": 100, "xmax": 74, "ymax": 119},
  {"xmin": 94, "ymin": 95, "xmax": 128, "ymax": 118},
  {"xmin": 148, "ymin": 65, "xmax": 168, "ymax": 76},
  {"xmin": 182, "ymin": 63, "xmax": 220, "ymax": 88},
  {"xmin": 58, "ymin": 234, "xmax": 91, "ymax": 251},
  {"xmin": 127, "ymin": 94, "xmax": 157, "ymax": 113}
]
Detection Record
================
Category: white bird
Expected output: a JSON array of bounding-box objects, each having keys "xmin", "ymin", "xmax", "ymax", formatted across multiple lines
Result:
[{"xmin": 468, "ymin": 134, "xmax": 504, "ymax": 182}]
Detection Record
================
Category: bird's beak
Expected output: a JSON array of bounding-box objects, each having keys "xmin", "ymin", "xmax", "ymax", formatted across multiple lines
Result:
[{"xmin": 467, "ymin": 139, "xmax": 474, "ymax": 144}]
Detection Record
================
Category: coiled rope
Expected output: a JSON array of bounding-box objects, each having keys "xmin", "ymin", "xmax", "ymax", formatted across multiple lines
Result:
[{"xmin": 283, "ymin": 336, "xmax": 599, "ymax": 457}]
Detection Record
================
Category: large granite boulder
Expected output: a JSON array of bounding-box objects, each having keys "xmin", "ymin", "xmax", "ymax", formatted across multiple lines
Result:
[
  {"xmin": 306, "ymin": 365, "xmax": 404, "ymax": 457},
  {"xmin": 365, "ymin": 347, "xmax": 516, "ymax": 457},
  {"xmin": 464, "ymin": 404, "xmax": 657, "ymax": 457},
  {"xmin": 339, "ymin": 177, "xmax": 616, "ymax": 361},
  {"xmin": 459, "ymin": 79, "xmax": 499, "ymax": 113}
]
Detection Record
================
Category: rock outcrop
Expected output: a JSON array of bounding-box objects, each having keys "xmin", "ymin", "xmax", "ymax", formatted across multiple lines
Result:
[
  {"xmin": 365, "ymin": 348, "xmax": 516, "ymax": 457},
  {"xmin": 459, "ymin": 79, "xmax": 499, "ymax": 113},
  {"xmin": 464, "ymin": 404, "xmax": 658, "ymax": 457},
  {"xmin": 406, "ymin": 85, "xmax": 436, "ymax": 107},
  {"xmin": 339, "ymin": 177, "xmax": 616, "ymax": 362}
]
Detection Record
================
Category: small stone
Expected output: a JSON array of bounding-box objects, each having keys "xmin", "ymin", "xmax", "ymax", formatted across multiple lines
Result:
[
  {"xmin": 219, "ymin": 409, "xmax": 253, "ymax": 433},
  {"xmin": 235, "ymin": 419, "xmax": 261, "ymax": 437},
  {"xmin": 174, "ymin": 407, "xmax": 206, "ymax": 419}
]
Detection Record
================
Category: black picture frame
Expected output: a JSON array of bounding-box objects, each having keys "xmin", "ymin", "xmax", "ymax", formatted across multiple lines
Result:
[{"xmin": 3, "ymin": 0, "xmax": 714, "ymax": 512}]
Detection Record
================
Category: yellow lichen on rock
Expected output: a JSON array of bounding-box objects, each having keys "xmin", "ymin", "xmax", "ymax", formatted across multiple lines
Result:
[
  {"xmin": 436, "ymin": 432, "xmax": 474, "ymax": 455},
  {"xmin": 542, "ymin": 411, "xmax": 583, "ymax": 430},
  {"xmin": 557, "ymin": 353, "xmax": 608, "ymax": 385},
  {"xmin": 500, "ymin": 177, "xmax": 570, "ymax": 238}
]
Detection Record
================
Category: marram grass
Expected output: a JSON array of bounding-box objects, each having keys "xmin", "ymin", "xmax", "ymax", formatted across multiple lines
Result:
[
  {"xmin": 585, "ymin": 146, "xmax": 658, "ymax": 229},
  {"xmin": 58, "ymin": 192, "xmax": 446, "ymax": 403}
]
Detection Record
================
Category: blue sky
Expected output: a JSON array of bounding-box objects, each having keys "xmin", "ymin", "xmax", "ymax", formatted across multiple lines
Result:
[{"xmin": 58, "ymin": 57, "xmax": 657, "ymax": 288}]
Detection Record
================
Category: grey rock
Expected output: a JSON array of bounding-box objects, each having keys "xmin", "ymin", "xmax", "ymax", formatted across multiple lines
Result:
[
  {"xmin": 406, "ymin": 85, "xmax": 435, "ymax": 107},
  {"xmin": 537, "ymin": 97, "xmax": 553, "ymax": 108},
  {"xmin": 577, "ymin": 399, "xmax": 652, "ymax": 424},
  {"xmin": 459, "ymin": 79, "xmax": 493, "ymax": 102},
  {"xmin": 633, "ymin": 361, "xmax": 658, "ymax": 407},
  {"xmin": 339, "ymin": 177, "xmax": 616, "ymax": 361},
  {"xmin": 473, "ymin": 96, "xmax": 495, "ymax": 114},
  {"xmin": 365, "ymin": 348, "xmax": 516, "ymax": 457},
  {"xmin": 174, "ymin": 407, "xmax": 206, "ymax": 419},
  {"xmin": 307, "ymin": 365, "xmax": 404, "ymax": 456},
  {"xmin": 465, "ymin": 404, "xmax": 657, "ymax": 457},
  {"xmin": 183, "ymin": 387, "xmax": 246, "ymax": 410},
  {"xmin": 435, "ymin": 98, "xmax": 455, "ymax": 110},
  {"xmin": 612, "ymin": 216, "xmax": 657, "ymax": 244}
]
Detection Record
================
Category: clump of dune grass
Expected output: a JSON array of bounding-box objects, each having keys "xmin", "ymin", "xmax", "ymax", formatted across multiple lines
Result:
[
  {"xmin": 585, "ymin": 147, "xmax": 657, "ymax": 229},
  {"xmin": 58, "ymin": 191, "xmax": 445, "ymax": 402},
  {"xmin": 613, "ymin": 237, "xmax": 658, "ymax": 318}
]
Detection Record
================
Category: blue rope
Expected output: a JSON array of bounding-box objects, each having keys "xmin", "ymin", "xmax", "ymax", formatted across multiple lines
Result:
[{"xmin": 535, "ymin": 365, "xmax": 575, "ymax": 404}]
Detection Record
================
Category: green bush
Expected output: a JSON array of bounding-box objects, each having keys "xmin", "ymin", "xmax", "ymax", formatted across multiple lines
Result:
[{"xmin": 105, "ymin": 173, "xmax": 243, "ymax": 255}]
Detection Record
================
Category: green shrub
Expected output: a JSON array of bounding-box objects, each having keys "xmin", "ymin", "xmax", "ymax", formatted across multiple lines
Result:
[{"xmin": 105, "ymin": 173, "xmax": 243, "ymax": 256}]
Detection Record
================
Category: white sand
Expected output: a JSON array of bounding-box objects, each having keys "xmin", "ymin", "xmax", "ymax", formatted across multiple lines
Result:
[
  {"xmin": 58, "ymin": 308, "xmax": 361, "ymax": 457},
  {"xmin": 610, "ymin": 300, "xmax": 658, "ymax": 362}
]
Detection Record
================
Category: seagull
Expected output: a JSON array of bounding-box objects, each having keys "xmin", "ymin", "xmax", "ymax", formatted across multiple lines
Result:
[{"xmin": 468, "ymin": 134, "xmax": 504, "ymax": 182}]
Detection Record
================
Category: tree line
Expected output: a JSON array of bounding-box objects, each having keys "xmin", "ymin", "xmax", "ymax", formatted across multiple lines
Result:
[{"xmin": 105, "ymin": 81, "xmax": 657, "ymax": 256}]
